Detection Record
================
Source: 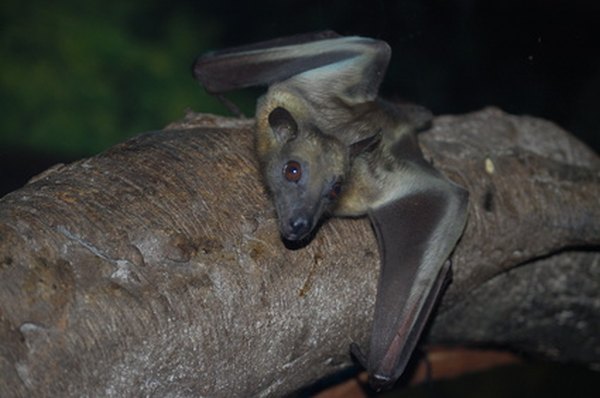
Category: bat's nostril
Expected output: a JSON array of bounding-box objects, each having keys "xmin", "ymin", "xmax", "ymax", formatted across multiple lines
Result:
[{"xmin": 290, "ymin": 217, "xmax": 309, "ymax": 235}]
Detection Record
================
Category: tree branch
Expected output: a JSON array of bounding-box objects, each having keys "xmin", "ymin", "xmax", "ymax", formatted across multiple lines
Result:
[{"xmin": 1, "ymin": 108, "xmax": 598, "ymax": 397}]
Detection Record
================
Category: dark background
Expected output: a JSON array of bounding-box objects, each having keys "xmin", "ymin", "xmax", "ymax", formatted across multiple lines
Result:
[
  {"xmin": 1, "ymin": 0, "xmax": 599, "ymax": 197},
  {"xmin": 1, "ymin": 0, "xmax": 599, "ymax": 395}
]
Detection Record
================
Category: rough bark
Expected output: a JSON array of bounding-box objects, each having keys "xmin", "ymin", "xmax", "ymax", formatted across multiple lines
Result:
[{"xmin": 0, "ymin": 107, "xmax": 598, "ymax": 397}]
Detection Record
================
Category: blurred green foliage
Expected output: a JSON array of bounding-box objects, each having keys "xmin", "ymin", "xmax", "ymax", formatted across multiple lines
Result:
[{"xmin": 0, "ymin": 0, "xmax": 253, "ymax": 156}]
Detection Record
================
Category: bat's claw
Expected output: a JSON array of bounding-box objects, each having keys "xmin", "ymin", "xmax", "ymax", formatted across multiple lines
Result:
[
  {"xmin": 368, "ymin": 373, "xmax": 394, "ymax": 392},
  {"xmin": 350, "ymin": 343, "xmax": 394, "ymax": 391}
]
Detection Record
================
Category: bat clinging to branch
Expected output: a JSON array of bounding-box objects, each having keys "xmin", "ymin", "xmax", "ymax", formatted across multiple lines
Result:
[{"xmin": 193, "ymin": 31, "xmax": 469, "ymax": 391}]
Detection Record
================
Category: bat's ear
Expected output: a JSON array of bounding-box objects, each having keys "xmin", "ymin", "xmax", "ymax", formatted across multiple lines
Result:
[
  {"xmin": 268, "ymin": 107, "xmax": 298, "ymax": 144},
  {"xmin": 193, "ymin": 32, "xmax": 391, "ymax": 106}
]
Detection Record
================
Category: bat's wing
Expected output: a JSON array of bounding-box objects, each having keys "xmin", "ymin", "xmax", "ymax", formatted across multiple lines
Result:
[
  {"xmin": 193, "ymin": 31, "xmax": 390, "ymax": 106},
  {"xmin": 355, "ymin": 168, "xmax": 468, "ymax": 391}
]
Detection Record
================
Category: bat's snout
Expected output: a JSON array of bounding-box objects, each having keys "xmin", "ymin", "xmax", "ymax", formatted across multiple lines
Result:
[{"xmin": 281, "ymin": 216, "xmax": 312, "ymax": 242}]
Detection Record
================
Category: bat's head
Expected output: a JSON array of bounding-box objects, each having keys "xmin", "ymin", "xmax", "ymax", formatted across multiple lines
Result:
[
  {"xmin": 258, "ymin": 105, "xmax": 349, "ymax": 242},
  {"xmin": 256, "ymin": 90, "xmax": 380, "ymax": 243},
  {"xmin": 194, "ymin": 32, "xmax": 391, "ymax": 241}
]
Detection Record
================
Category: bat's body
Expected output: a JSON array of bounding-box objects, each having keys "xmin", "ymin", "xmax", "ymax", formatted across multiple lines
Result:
[{"xmin": 193, "ymin": 31, "xmax": 468, "ymax": 390}]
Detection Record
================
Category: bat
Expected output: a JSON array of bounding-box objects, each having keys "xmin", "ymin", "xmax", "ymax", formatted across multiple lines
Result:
[{"xmin": 193, "ymin": 31, "xmax": 469, "ymax": 391}]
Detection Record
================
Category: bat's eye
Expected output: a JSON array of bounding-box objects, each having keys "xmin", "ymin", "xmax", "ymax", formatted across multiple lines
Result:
[
  {"xmin": 328, "ymin": 181, "xmax": 342, "ymax": 200},
  {"xmin": 283, "ymin": 160, "xmax": 302, "ymax": 182}
]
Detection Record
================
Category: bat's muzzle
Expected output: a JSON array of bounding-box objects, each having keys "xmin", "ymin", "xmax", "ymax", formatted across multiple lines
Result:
[{"xmin": 281, "ymin": 216, "xmax": 311, "ymax": 241}]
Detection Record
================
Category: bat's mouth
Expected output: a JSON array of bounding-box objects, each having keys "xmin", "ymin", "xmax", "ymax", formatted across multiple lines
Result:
[{"xmin": 275, "ymin": 201, "xmax": 326, "ymax": 246}]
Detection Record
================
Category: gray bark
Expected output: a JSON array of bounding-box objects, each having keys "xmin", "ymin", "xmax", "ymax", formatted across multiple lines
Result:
[{"xmin": 0, "ymin": 108, "xmax": 598, "ymax": 397}]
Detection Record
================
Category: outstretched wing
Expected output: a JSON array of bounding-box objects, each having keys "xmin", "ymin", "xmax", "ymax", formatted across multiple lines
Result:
[
  {"xmin": 193, "ymin": 31, "xmax": 390, "ymax": 106},
  {"xmin": 194, "ymin": 33, "xmax": 470, "ymax": 391},
  {"xmin": 356, "ymin": 167, "xmax": 468, "ymax": 391}
]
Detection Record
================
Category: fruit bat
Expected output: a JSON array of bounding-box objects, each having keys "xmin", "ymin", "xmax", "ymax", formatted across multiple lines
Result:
[{"xmin": 193, "ymin": 31, "xmax": 469, "ymax": 391}]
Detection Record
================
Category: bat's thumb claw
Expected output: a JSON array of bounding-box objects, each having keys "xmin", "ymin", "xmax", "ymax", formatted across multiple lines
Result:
[{"xmin": 368, "ymin": 373, "xmax": 394, "ymax": 392}]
